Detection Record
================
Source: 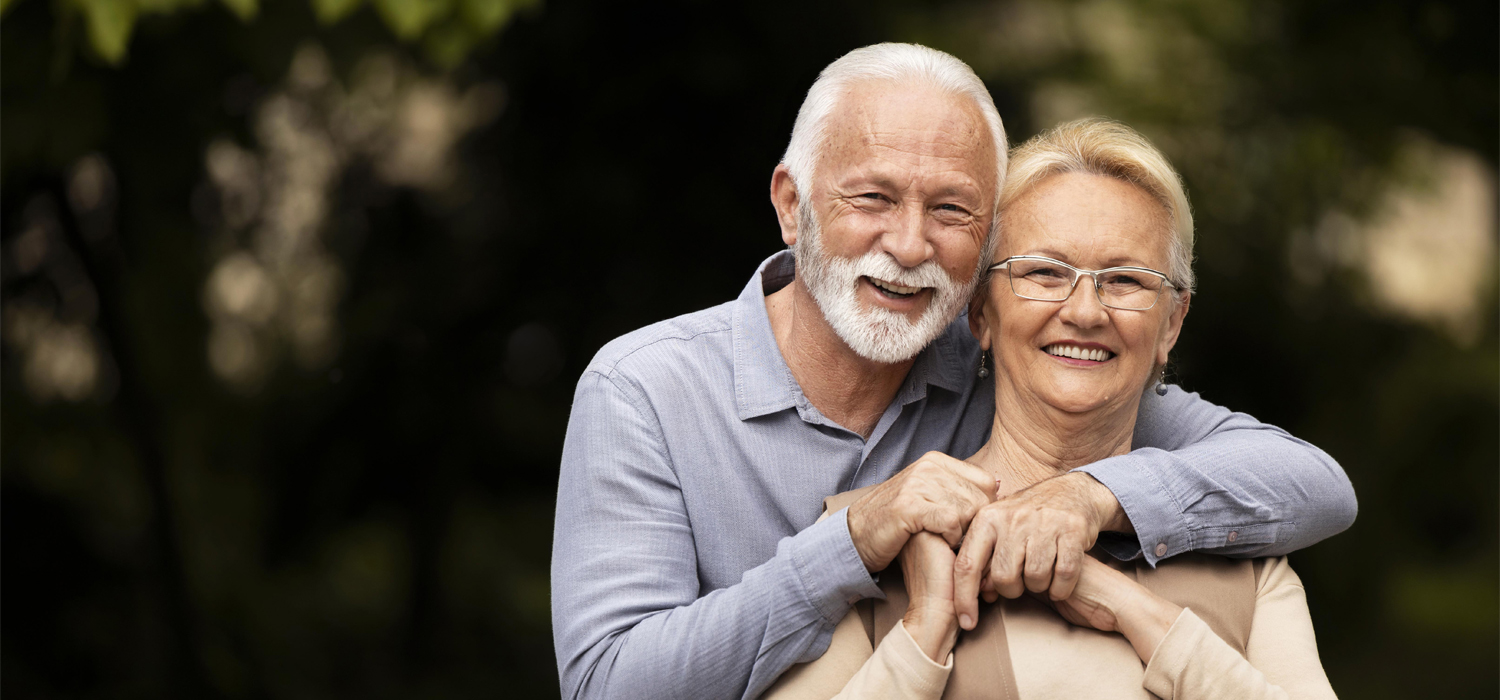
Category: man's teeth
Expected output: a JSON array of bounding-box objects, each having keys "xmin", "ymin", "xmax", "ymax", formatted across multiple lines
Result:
[
  {"xmin": 1044, "ymin": 344, "xmax": 1114, "ymax": 362},
  {"xmin": 869, "ymin": 278, "xmax": 923, "ymax": 297}
]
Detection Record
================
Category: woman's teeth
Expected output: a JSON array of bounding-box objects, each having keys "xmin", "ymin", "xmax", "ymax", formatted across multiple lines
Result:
[
  {"xmin": 1044, "ymin": 344, "xmax": 1114, "ymax": 362},
  {"xmin": 868, "ymin": 277, "xmax": 921, "ymax": 298}
]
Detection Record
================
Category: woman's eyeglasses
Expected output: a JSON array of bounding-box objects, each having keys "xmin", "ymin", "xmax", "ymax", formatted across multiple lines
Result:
[{"xmin": 988, "ymin": 255, "xmax": 1179, "ymax": 311}]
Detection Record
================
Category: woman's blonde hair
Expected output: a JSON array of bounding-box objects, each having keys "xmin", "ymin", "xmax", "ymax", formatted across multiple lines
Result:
[{"xmin": 1001, "ymin": 118, "xmax": 1195, "ymax": 293}]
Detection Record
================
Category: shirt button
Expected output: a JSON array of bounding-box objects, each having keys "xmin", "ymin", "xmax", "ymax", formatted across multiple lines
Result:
[
  {"xmin": 1155, "ymin": 542, "xmax": 1168, "ymax": 557},
  {"xmin": 1227, "ymin": 531, "xmax": 1239, "ymax": 543}
]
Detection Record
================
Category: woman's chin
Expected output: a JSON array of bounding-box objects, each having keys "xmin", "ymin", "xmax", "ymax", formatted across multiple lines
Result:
[
  {"xmin": 1047, "ymin": 399, "xmax": 1110, "ymax": 415},
  {"xmin": 1035, "ymin": 385, "xmax": 1121, "ymax": 415}
]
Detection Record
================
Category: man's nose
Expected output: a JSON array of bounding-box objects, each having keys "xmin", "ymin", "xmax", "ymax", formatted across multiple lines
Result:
[
  {"xmin": 1058, "ymin": 276, "xmax": 1109, "ymax": 328},
  {"xmin": 879, "ymin": 205, "xmax": 934, "ymax": 268}
]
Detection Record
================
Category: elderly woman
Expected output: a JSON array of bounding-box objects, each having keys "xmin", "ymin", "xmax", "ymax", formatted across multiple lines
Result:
[{"xmin": 764, "ymin": 118, "xmax": 1338, "ymax": 699}]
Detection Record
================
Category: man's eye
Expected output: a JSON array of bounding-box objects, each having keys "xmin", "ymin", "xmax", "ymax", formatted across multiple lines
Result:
[
  {"xmin": 937, "ymin": 203, "xmax": 963, "ymax": 212},
  {"xmin": 860, "ymin": 193, "xmax": 884, "ymax": 200}
]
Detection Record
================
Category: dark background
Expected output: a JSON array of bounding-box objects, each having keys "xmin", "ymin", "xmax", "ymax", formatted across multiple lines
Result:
[{"xmin": 3, "ymin": 0, "xmax": 1496, "ymax": 697}]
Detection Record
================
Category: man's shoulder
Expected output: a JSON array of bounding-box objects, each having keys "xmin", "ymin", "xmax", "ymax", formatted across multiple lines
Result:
[{"xmin": 585, "ymin": 300, "xmax": 737, "ymax": 380}]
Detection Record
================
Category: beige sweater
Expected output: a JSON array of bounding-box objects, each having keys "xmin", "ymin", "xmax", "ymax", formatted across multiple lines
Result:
[{"xmin": 764, "ymin": 555, "xmax": 1337, "ymax": 700}]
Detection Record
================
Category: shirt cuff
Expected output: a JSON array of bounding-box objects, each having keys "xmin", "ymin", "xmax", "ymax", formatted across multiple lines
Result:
[
  {"xmin": 1074, "ymin": 452, "xmax": 1191, "ymax": 567},
  {"xmin": 788, "ymin": 507, "xmax": 884, "ymax": 624}
]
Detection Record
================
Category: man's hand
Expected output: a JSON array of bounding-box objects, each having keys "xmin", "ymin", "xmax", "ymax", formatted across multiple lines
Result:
[
  {"xmin": 846, "ymin": 452, "xmax": 997, "ymax": 573},
  {"xmin": 952, "ymin": 472, "xmax": 1128, "ymax": 630},
  {"xmin": 899, "ymin": 532, "xmax": 960, "ymax": 662}
]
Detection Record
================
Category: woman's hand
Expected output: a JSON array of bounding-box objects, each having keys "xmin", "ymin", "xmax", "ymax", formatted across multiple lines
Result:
[
  {"xmin": 1048, "ymin": 557, "xmax": 1183, "ymax": 663},
  {"xmin": 1048, "ymin": 557, "xmax": 1131, "ymax": 632},
  {"xmin": 899, "ymin": 532, "xmax": 960, "ymax": 663}
]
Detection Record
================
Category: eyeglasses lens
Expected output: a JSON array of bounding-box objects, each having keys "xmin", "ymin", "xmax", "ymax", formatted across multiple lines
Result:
[{"xmin": 1007, "ymin": 260, "xmax": 1163, "ymax": 310}]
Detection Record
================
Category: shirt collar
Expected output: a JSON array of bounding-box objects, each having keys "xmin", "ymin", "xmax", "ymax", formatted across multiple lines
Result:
[{"xmin": 731, "ymin": 250, "xmax": 975, "ymax": 422}]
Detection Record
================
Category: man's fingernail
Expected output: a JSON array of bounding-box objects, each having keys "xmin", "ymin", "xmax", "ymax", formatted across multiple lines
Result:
[{"xmin": 959, "ymin": 614, "xmax": 973, "ymax": 629}]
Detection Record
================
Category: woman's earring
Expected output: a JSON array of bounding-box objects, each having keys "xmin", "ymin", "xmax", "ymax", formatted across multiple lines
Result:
[
  {"xmin": 978, "ymin": 352, "xmax": 990, "ymax": 379},
  {"xmin": 1154, "ymin": 368, "xmax": 1169, "ymax": 396}
]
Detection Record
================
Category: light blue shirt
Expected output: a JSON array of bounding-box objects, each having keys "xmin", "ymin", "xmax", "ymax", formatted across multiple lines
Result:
[{"xmin": 551, "ymin": 251, "xmax": 1356, "ymax": 700}]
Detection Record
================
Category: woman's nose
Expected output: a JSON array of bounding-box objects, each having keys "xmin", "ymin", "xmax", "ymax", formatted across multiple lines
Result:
[{"xmin": 1058, "ymin": 276, "xmax": 1109, "ymax": 328}]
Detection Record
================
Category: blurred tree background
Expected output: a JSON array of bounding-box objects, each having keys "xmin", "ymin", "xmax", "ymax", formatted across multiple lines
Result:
[{"xmin": 1, "ymin": 0, "xmax": 1494, "ymax": 697}]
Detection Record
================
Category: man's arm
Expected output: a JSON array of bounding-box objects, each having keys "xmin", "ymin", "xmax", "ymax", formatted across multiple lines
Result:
[
  {"xmin": 952, "ymin": 384, "xmax": 1356, "ymax": 627},
  {"xmin": 551, "ymin": 368, "xmax": 880, "ymax": 700},
  {"xmin": 1077, "ymin": 384, "xmax": 1358, "ymax": 565}
]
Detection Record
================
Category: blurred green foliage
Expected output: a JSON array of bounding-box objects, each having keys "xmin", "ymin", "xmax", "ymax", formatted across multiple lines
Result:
[
  {"xmin": 0, "ymin": 0, "xmax": 537, "ymax": 66},
  {"xmin": 1, "ymin": 0, "xmax": 1495, "ymax": 698}
]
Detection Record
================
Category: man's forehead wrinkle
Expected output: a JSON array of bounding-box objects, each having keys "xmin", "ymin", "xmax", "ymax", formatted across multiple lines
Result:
[
  {"xmin": 855, "ymin": 117, "xmax": 990, "ymax": 153},
  {"xmin": 840, "ymin": 152, "xmax": 987, "ymax": 201},
  {"xmin": 840, "ymin": 84, "xmax": 990, "ymax": 144},
  {"xmin": 824, "ymin": 139, "xmax": 985, "ymax": 188}
]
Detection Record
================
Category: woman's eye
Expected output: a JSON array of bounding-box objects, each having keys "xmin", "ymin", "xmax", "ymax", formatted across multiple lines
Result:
[
  {"xmin": 860, "ymin": 193, "xmax": 884, "ymax": 200},
  {"xmin": 937, "ymin": 203, "xmax": 962, "ymax": 212},
  {"xmin": 1103, "ymin": 274, "xmax": 1144, "ymax": 289}
]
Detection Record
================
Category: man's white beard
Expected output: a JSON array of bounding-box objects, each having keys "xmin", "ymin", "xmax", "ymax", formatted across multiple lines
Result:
[{"xmin": 794, "ymin": 204, "xmax": 973, "ymax": 364}]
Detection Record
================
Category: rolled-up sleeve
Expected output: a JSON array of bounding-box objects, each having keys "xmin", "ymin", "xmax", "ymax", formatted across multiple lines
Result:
[
  {"xmin": 1076, "ymin": 386, "xmax": 1357, "ymax": 566},
  {"xmin": 552, "ymin": 368, "xmax": 881, "ymax": 700}
]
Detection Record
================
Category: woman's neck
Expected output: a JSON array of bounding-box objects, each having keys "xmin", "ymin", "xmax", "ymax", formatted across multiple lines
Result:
[{"xmin": 969, "ymin": 375, "xmax": 1142, "ymax": 498}]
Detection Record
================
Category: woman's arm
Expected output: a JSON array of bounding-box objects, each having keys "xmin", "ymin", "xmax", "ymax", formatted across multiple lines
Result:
[
  {"xmin": 1143, "ymin": 557, "xmax": 1338, "ymax": 700},
  {"xmin": 1047, "ymin": 557, "xmax": 1182, "ymax": 662},
  {"xmin": 899, "ymin": 532, "xmax": 961, "ymax": 662},
  {"xmin": 1054, "ymin": 557, "xmax": 1338, "ymax": 699},
  {"xmin": 762, "ymin": 532, "xmax": 957, "ymax": 700}
]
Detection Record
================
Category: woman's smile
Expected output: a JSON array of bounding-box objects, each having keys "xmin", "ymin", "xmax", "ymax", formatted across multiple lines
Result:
[{"xmin": 1042, "ymin": 342, "xmax": 1116, "ymax": 364}]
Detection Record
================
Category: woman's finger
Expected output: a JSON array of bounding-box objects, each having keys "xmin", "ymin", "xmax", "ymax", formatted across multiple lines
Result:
[{"xmin": 952, "ymin": 518, "xmax": 997, "ymax": 630}]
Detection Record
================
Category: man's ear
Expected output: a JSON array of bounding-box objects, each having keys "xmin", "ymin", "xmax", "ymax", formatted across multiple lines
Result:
[
  {"xmin": 967, "ymin": 287, "xmax": 994, "ymax": 352},
  {"xmin": 770, "ymin": 165, "xmax": 802, "ymax": 247},
  {"xmin": 1154, "ymin": 292, "xmax": 1191, "ymax": 366}
]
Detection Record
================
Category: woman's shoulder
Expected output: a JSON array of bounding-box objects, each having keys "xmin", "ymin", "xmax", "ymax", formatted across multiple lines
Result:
[{"xmin": 1251, "ymin": 555, "xmax": 1303, "ymax": 596}]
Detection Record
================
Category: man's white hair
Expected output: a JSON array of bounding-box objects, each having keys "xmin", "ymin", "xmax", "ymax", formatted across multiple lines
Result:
[{"xmin": 781, "ymin": 42, "xmax": 1010, "ymax": 270}]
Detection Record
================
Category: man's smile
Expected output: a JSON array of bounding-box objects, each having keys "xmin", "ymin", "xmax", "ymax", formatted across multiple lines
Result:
[{"xmin": 864, "ymin": 275, "xmax": 928, "ymax": 300}]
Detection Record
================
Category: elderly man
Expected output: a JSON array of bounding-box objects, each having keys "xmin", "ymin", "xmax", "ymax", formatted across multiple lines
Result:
[{"xmin": 551, "ymin": 44, "xmax": 1355, "ymax": 700}]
